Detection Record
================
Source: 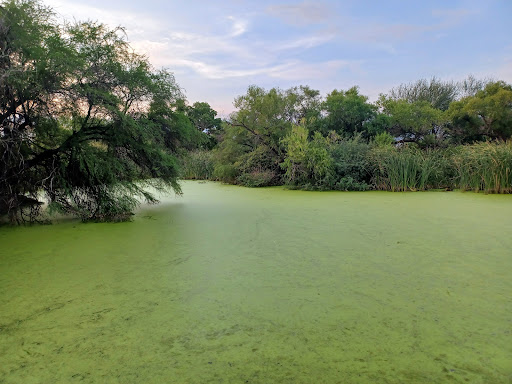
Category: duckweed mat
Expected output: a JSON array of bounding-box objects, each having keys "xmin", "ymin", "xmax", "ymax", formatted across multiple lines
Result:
[{"xmin": 1, "ymin": 181, "xmax": 511, "ymax": 383}]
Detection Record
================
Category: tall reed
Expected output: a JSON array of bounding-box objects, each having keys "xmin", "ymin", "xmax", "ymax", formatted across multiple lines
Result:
[
  {"xmin": 370, "ymin": 146, "xmax": 448, "ymax": 191},
  {"xmin": 453, "ymin": 141, "xmax": 512, "ymax": 193},
  {"xmin": 180, "ymin": 150, "xmax": 215, "ymax": 180}
]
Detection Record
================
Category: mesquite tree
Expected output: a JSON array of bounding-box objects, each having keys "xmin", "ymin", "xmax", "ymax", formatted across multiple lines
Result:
[{"xmin": 0, "ymin": 0, "xmax": 191, "ymax": 222}]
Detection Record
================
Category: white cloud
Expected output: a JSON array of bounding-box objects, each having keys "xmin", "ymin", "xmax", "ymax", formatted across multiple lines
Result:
[
  {"xmin": 268, "ymin": 60, "xmax": 362, "ymax": 81},
  {"xmin": 227, "ymin": 16, "xmax": 248, "ymax": 37},
  {"xmin": 273, "ymin": 33, "xmax": 335, "ymax": 51},
  {"xmin": 166, "ymin": 59, "xmax": 270, "ymax": 79},
  {"xmin": 151, "ymin": 58, "xmax": 359, "ymax": 82}
]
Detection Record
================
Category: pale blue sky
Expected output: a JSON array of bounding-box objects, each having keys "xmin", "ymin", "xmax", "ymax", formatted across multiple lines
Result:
[{"xmin": 45, "ymin": 0, "xmax": 511, "ymax": 115}]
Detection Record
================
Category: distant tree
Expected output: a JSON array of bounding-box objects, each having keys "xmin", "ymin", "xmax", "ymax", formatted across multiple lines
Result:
[
  {"xmin": 0, "ymin": 0, "xmax": 194, "ymax": 222},
  {"xmin": 187, "ymin": 102, "xmax": 222, "ymax": 134},
  {"xmin": 214, "ymin": 85, "xmax": 325, "ymax": 186},
  {"xmin": 389, "ymin": 77, "xmax": 458, "ymax": 111},
  {"xmin": 228, "ymin": 85, "xmax": 296, "ymax": 158},
  {"xmin": 457, "ymin": 75, "xmax": 490, "ymax": 98},
  {"xmin": 363, "ymin": 113, "xmax": 392, "ymax": 138},
  {"xmin": 448, "ymin": 81, "xmax": 512, "ymax": 142},
  {"xmin": 186, "ymin": 101, "xmax": 222, "ymax": 148},
  {"xmin": 379, "ymin": 96, "xmax": 446, "ymax": 145},
  {"xmin": 383, "ymin": 76, "xmax": 493, "ymax": 146},
  {"xmin": 285, "ymin": 85, "xmax": 323, "ymax": 128},
  {"xmin": 322, "ymin": 87, "xmax": 376, "ymax": 137}
]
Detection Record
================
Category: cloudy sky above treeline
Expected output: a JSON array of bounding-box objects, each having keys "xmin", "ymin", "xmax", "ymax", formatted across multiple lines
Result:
[{"xmin": 45, "ymin": 0, "xmax": 511, "ymax": 116}]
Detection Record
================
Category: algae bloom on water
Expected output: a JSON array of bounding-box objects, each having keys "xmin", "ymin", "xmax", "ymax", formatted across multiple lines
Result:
[{"xmin": 0, "ymin": 181, "xmax": 511, "ymax": 383}]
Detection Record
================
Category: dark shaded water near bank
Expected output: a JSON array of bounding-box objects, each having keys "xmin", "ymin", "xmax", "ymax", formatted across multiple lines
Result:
[{"xmin": 1, "ymin": 181, "xmax": 511, "ymax": 383}]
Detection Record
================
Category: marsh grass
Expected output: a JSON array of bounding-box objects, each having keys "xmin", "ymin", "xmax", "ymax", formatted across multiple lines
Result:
[
  {"xmin": 453, "ymin": 141, "xmax": 512, "ymax": 193},
  {"xmin": 371, "ymin": 141, "xmax": 512, "ymax": 193},
  {"xmin": 371, "ymin": 146, "xmax": 448, "ymax": 191},
  {"xmin": 180, "ymin": 150, "xmax": 215, "ymax": 180}
]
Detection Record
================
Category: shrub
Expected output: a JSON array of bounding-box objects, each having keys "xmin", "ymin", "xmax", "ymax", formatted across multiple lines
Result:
[
  {"xmin": 236, "ymin": 145, "xmax": 277, "ymax": 175},
  {"xmin": 281, "ymin": 127, "xmax": 333, "ymax": 188},
  {"xmin": 236, "ymin": 170, "xmax": 277, "ymax": 187},
  {"xmin": 329, "ymin": 134, "xmax": 371, "ymax": 189},
  {"xmin": 334, "ymin": 177, "xmax": 370, "ymax": 191},
  {"xmin": 213, "ymin": 164, "xmax": 239, "ymax": 183}
]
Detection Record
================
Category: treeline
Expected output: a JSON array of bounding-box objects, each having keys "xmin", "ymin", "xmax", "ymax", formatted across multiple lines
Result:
[
  {"xmin": 2, "ymin": 1, "xmax": 512, "ymax": 224},
  {"xmin": 182, "ymin": 80, "xmax": 512, "ymax": 193},
  {"xmin": 0, "ymin": 0, "xmax": 217, "ymax": 223}
]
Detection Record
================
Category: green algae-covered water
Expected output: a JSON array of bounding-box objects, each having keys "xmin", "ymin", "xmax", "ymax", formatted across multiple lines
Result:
[{"xmin": 1, "ymin": 181, "xmax": 511, "ymax": 383}]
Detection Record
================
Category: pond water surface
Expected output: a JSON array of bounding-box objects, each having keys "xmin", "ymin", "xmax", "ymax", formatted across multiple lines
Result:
[{"xmin": 1, "ymin": 181, "xmax": 511, "ymax": 383}]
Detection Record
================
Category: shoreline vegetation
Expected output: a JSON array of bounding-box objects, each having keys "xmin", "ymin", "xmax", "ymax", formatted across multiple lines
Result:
[
  {"xmin": 181, "ymin": 140, "xmax": 512, "ymax": 194},
  {"xmin": 1, "ymin": 0, "xmax": 512, "ymax": 224}
]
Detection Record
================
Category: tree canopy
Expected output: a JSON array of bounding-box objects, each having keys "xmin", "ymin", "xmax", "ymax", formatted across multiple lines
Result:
[
  {"xmin": 378, "ymin": 97, "xmax": 446, "ymax": 145},
  {"xmin": 448, "ymin": 81, "xmax": 512, "ymax": 142},
  {"xmin": 0, "ymin": 0, "xmax": 205, "ymax": 222},
  {"xmin": 322, "ymin": 86, "xmax": 377, "ymax": 137},
  {"xmin": 186, "ymin": 101, "xmax": 223, "ymax": 149}
]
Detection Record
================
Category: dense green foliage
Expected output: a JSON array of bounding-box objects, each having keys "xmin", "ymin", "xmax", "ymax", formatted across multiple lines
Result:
[
  {"xmin": 448, "ymin": 81, "xmax": 512, "ymax": 142},
  {"xmin": 0, "ymin": 0, "xmax": 211, "ymax": 223},
  {"xmin": 322, "ymin": 87, "xmax": 377, "ymax": 137},
  {"xmin": 208, "ymin": 79, "xmax": 512, "ymax": 194}
]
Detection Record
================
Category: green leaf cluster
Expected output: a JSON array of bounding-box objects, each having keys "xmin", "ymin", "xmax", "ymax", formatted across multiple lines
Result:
[{"xmin": 0, "ymin": 0, "xmax": 208, "ymax": 222}]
